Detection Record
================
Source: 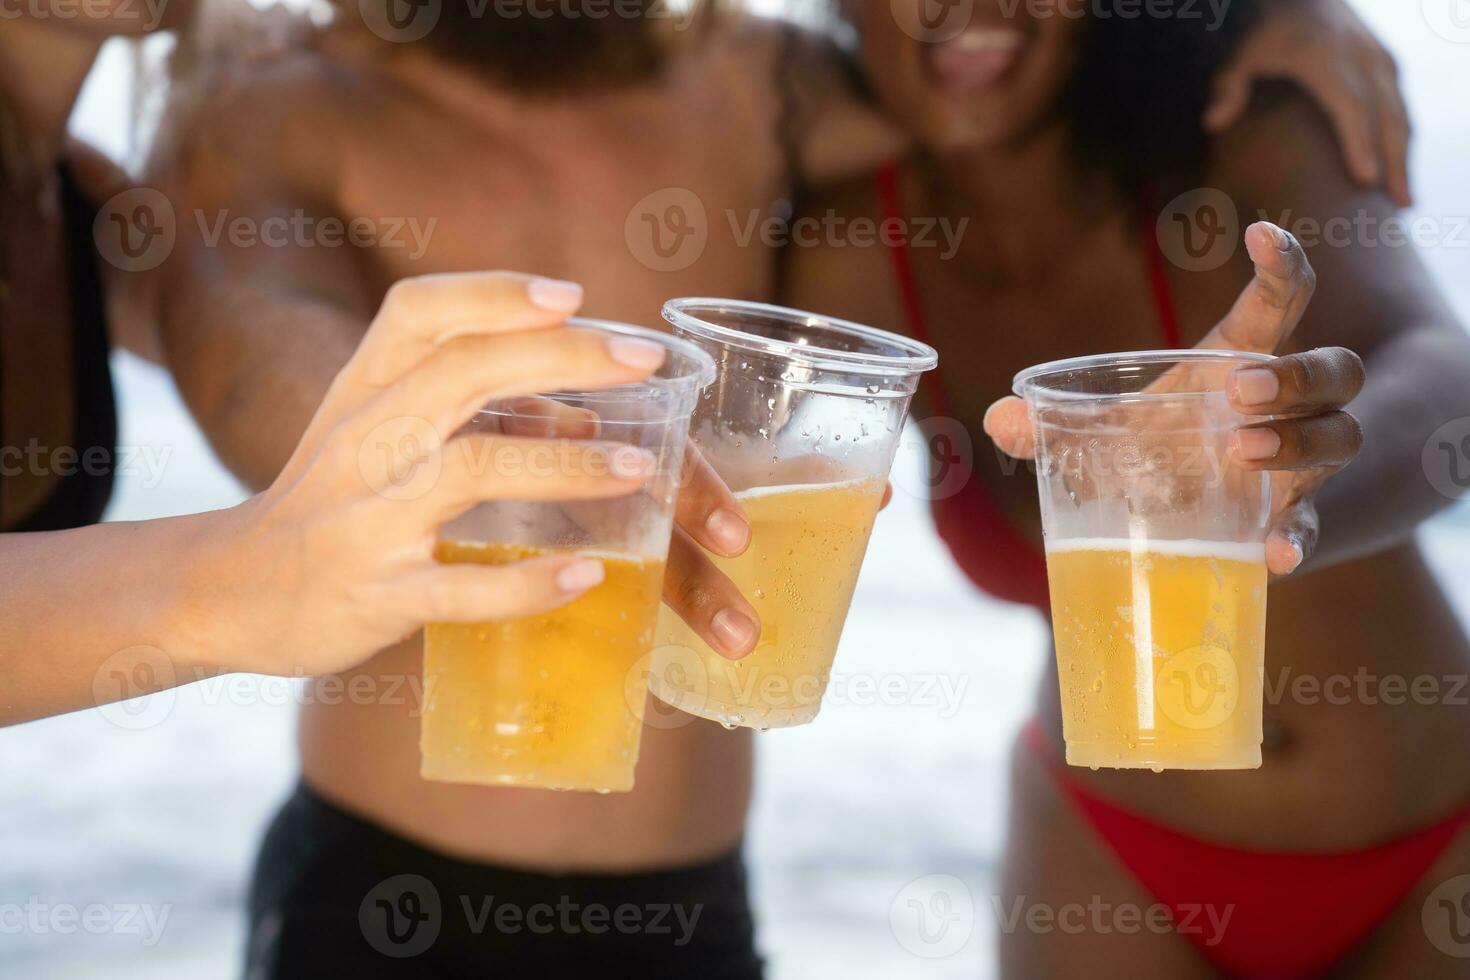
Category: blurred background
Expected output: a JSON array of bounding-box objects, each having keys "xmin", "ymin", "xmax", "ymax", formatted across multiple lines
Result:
[{"xmin": 3, "ymin": 1, "xmax": 1468, "ymax": 977}]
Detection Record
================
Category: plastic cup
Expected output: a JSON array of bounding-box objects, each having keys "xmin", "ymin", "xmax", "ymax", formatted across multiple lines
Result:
[
  {"xmin": 420, "ymin": 319, "xmax": 715, "ymax": 792},
  {"xmin": 1014, "ymin": 349, "xmax": 1274, "ymax": 770},
  {"xmin": 647, "ymin": 299, "xmax": 938, "ymax": 729}
]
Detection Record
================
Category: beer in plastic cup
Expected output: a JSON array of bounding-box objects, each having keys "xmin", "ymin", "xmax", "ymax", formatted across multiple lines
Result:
[
  {"xmin": 421, "ymin": 320, "xmax": 714, "ymax": 791},
  {"xmin": 649, "ymin": 300, "xmax": 938, "ymax": 729},
  {"xmin": 1014, "ymin": 350, "xmax": 1273, "ymax": 770}
]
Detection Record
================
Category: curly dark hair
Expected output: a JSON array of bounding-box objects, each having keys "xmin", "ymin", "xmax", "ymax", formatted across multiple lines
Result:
[
  {"xmin": 0, "ymin": 95, "xmax": 12, "ymax": 302},
  {"xmin": 1065, "ymin": 0, "xmax": 1262, "ymax": 198},
  {"xmin": 342, "ymin": 0, "xmax": 723, "ymax": 93}
]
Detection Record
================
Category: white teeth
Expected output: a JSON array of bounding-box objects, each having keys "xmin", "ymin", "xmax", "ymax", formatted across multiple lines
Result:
[{"xmin": 951, "ymin": 30, "xmax": 1023, "ymax": 52}]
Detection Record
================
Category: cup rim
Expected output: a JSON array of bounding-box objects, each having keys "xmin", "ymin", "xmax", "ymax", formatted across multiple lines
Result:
[
  {"xmin": 1012, "ymin": 349, "xmax": 1275, "ymax": 400},
  {"xmin": 662, "ymin": 298, "xmax": 938, "ymax": 378}
]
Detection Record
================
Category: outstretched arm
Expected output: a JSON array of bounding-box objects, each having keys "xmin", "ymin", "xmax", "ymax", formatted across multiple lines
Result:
[
  {"xmin": 989, "ymin": 93, "xmax": 1470, "ymax": 576},
  {"xmin": 1207, "ymin": 0, "xmax": 1413, "ymax": 205},
  {"xmin": 2, "ymin": 272, "xmax": 668, "ymax": 727}
]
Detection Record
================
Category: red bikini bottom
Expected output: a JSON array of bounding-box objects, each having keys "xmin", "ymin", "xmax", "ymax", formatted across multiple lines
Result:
[{"xmin": 1023, "ymin": 720, "xmax": 1470, "ymax": 978}]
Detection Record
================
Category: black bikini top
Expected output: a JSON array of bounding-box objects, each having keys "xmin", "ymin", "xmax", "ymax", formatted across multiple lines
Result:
[{"xmin": 2, "ymin": 165, "xmax": 118, "ymax": 532}]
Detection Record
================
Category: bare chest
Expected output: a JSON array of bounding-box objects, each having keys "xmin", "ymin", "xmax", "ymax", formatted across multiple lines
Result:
[
  {"xmin": 333, "ymin": 96, "xmax": 785, "ymax": 321},
  {"xmin": 907, "ymin": 240, "xmax": 1186, "ymax": 528}
]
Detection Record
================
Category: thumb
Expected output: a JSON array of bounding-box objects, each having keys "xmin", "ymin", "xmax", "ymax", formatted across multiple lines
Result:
[
  {"xmin": 1198, "ymin": 222, "xmax": 1316, "ymax": 355},
  {"xmin": 983, "ymin": 396, "xmax": 1037, "ymax": 459}
]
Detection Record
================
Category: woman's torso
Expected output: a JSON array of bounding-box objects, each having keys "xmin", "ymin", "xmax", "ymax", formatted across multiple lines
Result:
[{"xmin": 781, "ymin": 161, "xmax": 1470, "ymax": 851}]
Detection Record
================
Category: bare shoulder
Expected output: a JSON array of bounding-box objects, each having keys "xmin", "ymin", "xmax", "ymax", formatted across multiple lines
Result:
[
  {"xmin": 1203, "ymin": 82, "xmax": 1455, "ymax": 350},
  {"xmin": 161, "ymin": 39, "xmax": 383, "ymax": 205},
  {"xmin": 1206, "ymin": 81, "xmax": 1384, "ymax": 221}
]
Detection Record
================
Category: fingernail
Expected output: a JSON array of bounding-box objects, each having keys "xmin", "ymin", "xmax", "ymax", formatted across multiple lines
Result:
[
  {"xmin": 711, "ymin": 608, "xmax": 758, "ymax": 656},
  {"xmin": 705, "ymin": 508, "xmax": 750, "ymax": 553},
  {"xmin": 1234, "ymin": 428, "xmax": 1281, "ymax": 461},
  {"xmin": 556, "ymin": 558, "xmax": 604, "ymax": 592},
  {"xmin": 527, "ymin": 277, "xmax": 583, "ymax": 312},
  {"xmin": 607, "ymin": 337, "xmax": 666, "ymax": 370},
  {"xmin": 608, "ymin": 446, "xmax": 656, "ymax": 478},
  {"xmin": 1286, "ymin": 539, "xmax": 1304, "ymax": 573},
  {"xmin": 1232, "ymin": 368, "xmax": 1280, "ymax": 407},
  {"xmin": 1268, "ymin": 223, "xmax": 1291, "ymax": 250}
]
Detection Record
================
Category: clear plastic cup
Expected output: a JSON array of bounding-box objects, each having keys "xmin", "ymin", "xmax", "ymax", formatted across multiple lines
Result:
[
  {"xmin": 420, "ymin": 319, "xmax": 715, "ymax": 792},
  {"xmin": 648, "ymin": 299, "xmax": 938, "ymax": 729},
  {"xmin": 1014, "ymin": 350, "xmax": 1274, "ymax": 771}
]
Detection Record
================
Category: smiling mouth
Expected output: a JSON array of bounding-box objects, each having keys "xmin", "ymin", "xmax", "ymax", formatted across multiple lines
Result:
[{"xmin": 926, "ymin": 27, "xmax": 1026, "ymax": 92}]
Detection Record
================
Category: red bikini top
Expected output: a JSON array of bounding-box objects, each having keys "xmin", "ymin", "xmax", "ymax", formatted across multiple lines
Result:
[{"xmin": 874, "ymin": 162, "xmax": 1182, "ymax": 611}]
